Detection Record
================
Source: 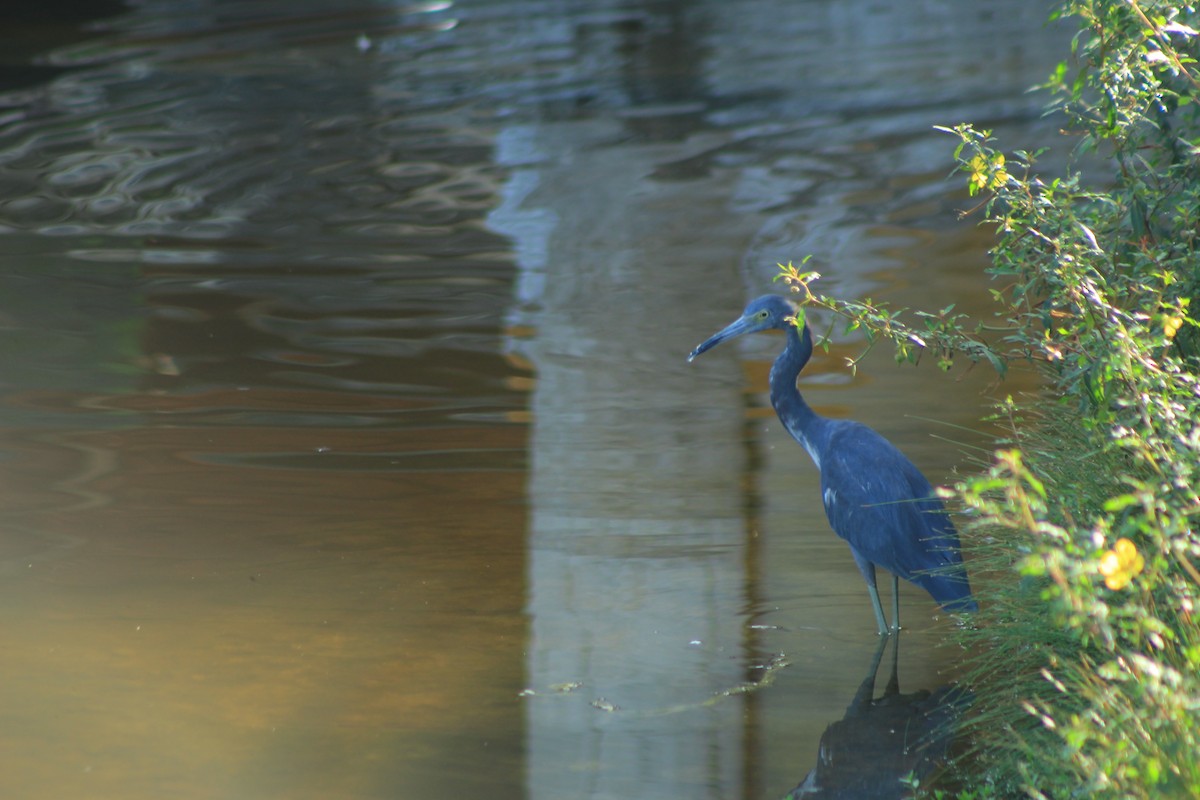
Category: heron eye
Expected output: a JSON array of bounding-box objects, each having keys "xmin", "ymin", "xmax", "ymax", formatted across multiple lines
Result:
[{"xmin": 756, "ymin": 310, "xmax": 769, "ymax": 320}]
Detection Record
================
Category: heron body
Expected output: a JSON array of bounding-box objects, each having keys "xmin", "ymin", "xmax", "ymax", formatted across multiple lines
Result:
[{"xmin": 689, "ymin": 295, "xmax": 976, "ymax": 635}]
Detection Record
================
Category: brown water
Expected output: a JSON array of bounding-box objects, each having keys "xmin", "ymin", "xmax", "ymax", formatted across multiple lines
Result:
[{"xmin": 0, "ymin": 2, "xmax": 1067, "ymax": 798}]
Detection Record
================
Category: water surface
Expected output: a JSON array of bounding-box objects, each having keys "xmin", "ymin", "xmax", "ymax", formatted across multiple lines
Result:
[{"xmin": 0, "ymin": 2, "xmax": 1066, "ymax": 798}]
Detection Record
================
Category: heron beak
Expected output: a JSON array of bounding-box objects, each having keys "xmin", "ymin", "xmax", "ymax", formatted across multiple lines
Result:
[{"xmin": 687, "ymin": 315, "xmax": 759, "ymax": 362}]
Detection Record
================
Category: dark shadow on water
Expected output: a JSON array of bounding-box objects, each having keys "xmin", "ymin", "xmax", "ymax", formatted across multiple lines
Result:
[
  {"xmin": 785, "ymin": 634, "xmax": 971, "ymax": 799},
  {"xmin": 0, "ymin": 1, "xmax": 128, "ymax": 91}
]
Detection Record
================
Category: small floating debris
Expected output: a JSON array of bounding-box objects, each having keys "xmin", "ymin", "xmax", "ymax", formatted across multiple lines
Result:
[
  {"xmin": 517, "ymin": 681, "xmax": 584, "ymax": 698},
  {"xmin": 550, "ymin": 681, "xmax": 583, "ymax": 693}
]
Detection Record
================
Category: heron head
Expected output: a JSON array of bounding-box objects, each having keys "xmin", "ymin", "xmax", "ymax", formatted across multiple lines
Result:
[{"xmin": 687, "ymin": 295, "xmax": 804, "ymax": 362}]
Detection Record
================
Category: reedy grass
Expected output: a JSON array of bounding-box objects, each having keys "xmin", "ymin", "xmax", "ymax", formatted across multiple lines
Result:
[{"xmin": 944, "ymin": 401, "xmax": 1161, "ymax": 798}]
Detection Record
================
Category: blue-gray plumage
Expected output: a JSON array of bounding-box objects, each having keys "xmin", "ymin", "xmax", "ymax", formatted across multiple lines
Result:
[{"xmin": 688, "ymin": 295, "xmax": 977, "ymax": 635}]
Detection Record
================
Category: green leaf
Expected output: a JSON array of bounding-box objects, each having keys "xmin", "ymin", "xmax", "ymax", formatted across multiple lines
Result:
[{"xmin": 1102, "ymin": 494, "xmax": 1141, "ymax": 512}]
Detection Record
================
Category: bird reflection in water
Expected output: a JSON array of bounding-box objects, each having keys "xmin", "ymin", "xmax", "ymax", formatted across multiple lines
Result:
[{"xmin": 786, "ymin": 635, "xmax": 971, "ymax": 799}]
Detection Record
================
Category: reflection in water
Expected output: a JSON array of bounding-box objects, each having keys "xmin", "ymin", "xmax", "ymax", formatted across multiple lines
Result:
[
  {"xmin": 0, "ymin": 0, "xmax": 1064, "ymax": 798},
  {"xmin": 493, "ymin": 115, "xmax": 759, "ymax": 798},
  {"xmin": 787, "ymin": 635, "xmax": 970, "ymax": 799}
]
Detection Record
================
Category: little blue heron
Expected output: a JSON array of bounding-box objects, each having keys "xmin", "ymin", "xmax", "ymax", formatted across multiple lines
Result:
[{"xmin": 688, "ymin": 295, "xmax": 977, "ymax": 635}]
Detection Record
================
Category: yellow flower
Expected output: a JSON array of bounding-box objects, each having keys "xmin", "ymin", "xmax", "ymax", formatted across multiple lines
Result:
[
  {"xmin": 1164, "ymin": 315, "xmax": 1184, "ymax": 340},
  {"xmin": 1099, "ymin": 538, "xmax": 1144, "ymax": 590},
  {"xmin": 968, "ymin": 153, "xmax": 1009, "ymax": 195}
]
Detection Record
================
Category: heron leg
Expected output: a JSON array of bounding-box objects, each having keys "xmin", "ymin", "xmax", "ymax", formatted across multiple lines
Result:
[
  {"xmin": 890, "ymin": 573, "xmax": 901, "ymax": 633},
  {"xmin": 864, "ymin": 581, "xmax": 889, "ymax": 637},
  {"xmin": 850, "ymin": 549, "xmax": 890, "ymax": 636}
]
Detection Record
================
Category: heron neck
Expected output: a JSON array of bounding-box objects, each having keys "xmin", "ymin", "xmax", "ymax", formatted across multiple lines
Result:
[{"xmin": 769, "ymin": 323, "xmax": 826, "ymax": 466}]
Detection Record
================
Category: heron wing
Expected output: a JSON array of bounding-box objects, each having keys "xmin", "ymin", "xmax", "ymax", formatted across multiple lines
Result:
[{"xmin": 818, "ymin": 422, "xmax": 963, "ymax": 584}]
